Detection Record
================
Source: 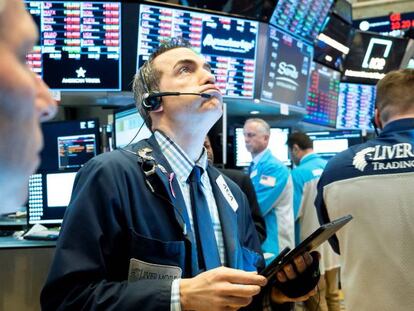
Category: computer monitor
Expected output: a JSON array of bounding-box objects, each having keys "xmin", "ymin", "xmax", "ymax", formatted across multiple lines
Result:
[
  {"xmin": 304, "ymin": 63, "xmax": 340, "ymax": 128},
  {"xmin": 113, "ymin": 106, "xmax": 152, "ymax": 148},
  {"xmin": 136, "ymin": 3, "xmax": 259, "ymax": 99},
  {"xmin": 25, "ymin": 1, "xmax": 122, "ymax": 91},
  {"xmin": 332, "ymin": 0, "xmax": 353, "ymax": 24},
  {"xmin": 260, "ymin": 25, "xmax": 313, "ymax": 109},
  {"xmin": 28, "ymin": 119, "xmax": 100, "ymax": 225},
  {"xmin": 342, "ymin": 30, "xmax": 408, "ymax": 84},
  {"xmin": 354, "ymin": 12, "xmax": 414, "ymax": 37},
  {"xmin": 269, "ymin": 0, "xmax": 334, "ymax": 43},
  {"xmin": 39, "ymin": 119, "xmax": 101, "ymax": 172},
  {"xmin": 314, "ymin": 14, "xmax": 354, "ymax": 71},
  {"xmin": 234, "ymin": 127, "xmax": 290, "ymax": 167},
  {"xmin": 27, "ymin": 171, "xmax": 77, "ymax": 225},
  {"xmin": 306, "ymin": 130, "xmax": 363, "ymax": 160},
  {"xmin": 336, "ymin": 83, "xmax": 376, "ymax": 130}
]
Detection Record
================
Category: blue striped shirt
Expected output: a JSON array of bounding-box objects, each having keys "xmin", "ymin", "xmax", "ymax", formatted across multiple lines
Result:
[{"xmin": 153, "ymin": 132, "xmax": 225, "ymax": 311}]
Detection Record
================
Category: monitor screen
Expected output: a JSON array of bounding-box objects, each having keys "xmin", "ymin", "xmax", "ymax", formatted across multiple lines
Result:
[
  {"xmin": 136, "ymin": 3, "xmax": 259, "ymax": 99},
  {"xmin": 269, "ymin": 0, "xmax": 334, "ymax": 43},
  {"xmin": 28, "ymin": 171, "xmax": 77, "ymax": 225},
  {"xmin": 342, "ymin": 31, "xmax": 408, "ymax": 84},
  {"xmin": 306, "ymin": 130, "xmax": 363, "ymax": 159},
  {"xmin": 332, "ymin": 0, "xmax": 353, "ymax": 24},
  {"xmin": 314, "ymin": 14, "xmax": 354, "ymax": 71},
  {"xmin": 260, "ymin": 26, "xmax": 313, "ymax": 109},
  {"xmin": 25, "ymin": 1, "xmax": 121, "ymax": 91},
  {"xmin": 234, "ymin": 127, "xmax": 290, "ymax": 167},
  {"xmin": 39, "ymin": 119, "xmax": 100, "ymax": 172},
  {"xmin": 336, "ymin": 83, "xmax": 376, "ymax": 130},
  {"xmin": 114, "ymin": 106, "xmax": 152, "ymax": 148},
  {"xmin": 354, "ymin": 12, "xmax": 414, "ymax": 37},
  {"xmin": 304, "ymin": 63, "xmax": 340, "ymax": 128}
]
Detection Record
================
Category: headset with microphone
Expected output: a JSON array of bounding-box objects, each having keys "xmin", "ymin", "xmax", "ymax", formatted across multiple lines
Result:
[{"xmin": 139, "ymin": 69, "xmax": 212, "ymax": 111}]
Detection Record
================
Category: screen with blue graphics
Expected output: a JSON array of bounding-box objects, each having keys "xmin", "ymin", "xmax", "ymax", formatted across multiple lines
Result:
[{"xmin": 136, "ymin": 3, "xmax": 259, "ymax": 99}]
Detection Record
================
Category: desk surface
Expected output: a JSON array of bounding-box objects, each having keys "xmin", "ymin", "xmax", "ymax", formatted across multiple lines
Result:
[
  {"xmin": 0, "ymin": 236, "xmax": 56, "ymax": 249},
  {"xmin": 0, "ymin": 216, "xmax": 27, "ymax": 227}
]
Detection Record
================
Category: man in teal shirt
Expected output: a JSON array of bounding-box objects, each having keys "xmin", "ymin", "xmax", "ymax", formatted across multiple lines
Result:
[{"xmin": 287, "ymin": 132, "xmax": 341, "ymax": 311}]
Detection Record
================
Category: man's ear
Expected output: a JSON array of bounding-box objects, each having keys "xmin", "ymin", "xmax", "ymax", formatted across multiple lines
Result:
[
  {"xmin": 292, "ymin": 144, "xmax": 300, "ymax": 154},
  {"xmin": 374, "ymin": 108, "xmax": 382, "ymax": 130}
]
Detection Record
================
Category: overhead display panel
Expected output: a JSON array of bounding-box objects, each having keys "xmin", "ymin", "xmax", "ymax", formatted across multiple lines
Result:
[
  {"xmin": 314, "ymin": 14, "xmax": 354, "ymax": 71},
  {"xmin": 304, "ymin": 63, "xmax": 340, "ymax": 128},
  {"xmin": 354, "ymin": 12, "xmax": 414, "ymax": 37},
  {"xmin": 260, "ymin": 25, "xmax": 313, "ymax": 109},
  {"xmin": 25, "ymin": 1, "xmax": 122, "ymax": 91},
  {"xmin": 136, "ymin": 3, "xmax": 260, "ymax": 99},
  {"xmin": 269, "ymin": 0, "xmax": 334, "ymax": 43},
  {"xmin": 342, "ymin": 31, "xmax": 408, "ymax": 84},
  {"xmin": 336, "ymin": 83, "xmax": 376, "ymax": 130}
]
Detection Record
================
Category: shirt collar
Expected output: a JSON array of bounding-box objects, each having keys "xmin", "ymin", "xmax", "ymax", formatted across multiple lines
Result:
[
  {"xmin": 252, "ymin": 148, "xmax": 268, "ymax": 165},
  {"xmin": 380, "ymin": 118, "xmax": 414, "ymax": 136},
  {"xmin": 154, "ymin": 130, "xmax": 208, "ymax": 182},
  {"xmin": 299, "ymin": 152, "xmax": 316, "ymax": 165}
]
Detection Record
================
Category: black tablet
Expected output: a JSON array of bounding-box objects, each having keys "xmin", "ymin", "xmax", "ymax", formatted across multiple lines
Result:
[{"xmin": 261, "ymin": 214, "xmax": 353, "ymax": 280}]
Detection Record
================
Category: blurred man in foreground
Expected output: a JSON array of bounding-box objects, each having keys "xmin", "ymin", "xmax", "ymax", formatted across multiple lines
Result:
[{"xmin": 0, "ymin": 0, "xmax": 57, "ymax": 213}]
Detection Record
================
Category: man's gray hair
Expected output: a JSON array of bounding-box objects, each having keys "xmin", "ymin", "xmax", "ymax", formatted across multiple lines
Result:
[{"xmin": 244, "ymin": 118, "xmax": 270, "ymax": 135}]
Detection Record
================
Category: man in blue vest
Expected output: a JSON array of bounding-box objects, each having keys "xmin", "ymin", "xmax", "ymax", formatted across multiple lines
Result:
[
  {"xmin": 287, "ymin": 132, "xmax": 341, "ymax": 311},
  {"xmin": 244, "ymin": 118, "xmax": 295, "ymax": 266},
  {"xmin": 42, "ymin": 39, "xmax": 318, "ymax": 311},
  {"xmin": 315, "ymin": 69, "xmax": 414, "ymax": 311}
]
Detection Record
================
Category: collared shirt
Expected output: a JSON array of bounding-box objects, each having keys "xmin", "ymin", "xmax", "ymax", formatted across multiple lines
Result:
[
  {"xmin": 153, "ymin": 131, "xmax": 225, "ymax": 311},
  {"xmin": 250, "ymin": 148, "xmax": 268, "ymax": 171}
]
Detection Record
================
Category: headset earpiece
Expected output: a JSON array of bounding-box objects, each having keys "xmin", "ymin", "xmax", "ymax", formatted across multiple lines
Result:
[
  {"xmin": 142, "ymin": 92, "xmax": 162, "ymax": 111},
  {"xmin": 139, "ymin": 69, "xmax": 162, "ymax": 112}
]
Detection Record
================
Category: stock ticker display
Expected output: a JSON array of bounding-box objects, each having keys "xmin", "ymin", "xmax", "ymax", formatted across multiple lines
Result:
[
  {"xmin": 261, "ymin": 26, "xmax": 313, "ymax": 108},
  {"xmin": 269, "ymin": 0, "xmax": 334, "ymax": 43},
  {"xmin": 137, "ymin": 4, "xmax": 259, "ymax": 98},
  {"xmin": 304, "ymin": 63, "xmax": 340, "ymax": 127},
  {"xmin": 337, "ymin": 83, "xmax": 376, "ymax": 130},
  {"xmin": 25, "ymin": 1, "xmax": 121, "ymax": 91}
]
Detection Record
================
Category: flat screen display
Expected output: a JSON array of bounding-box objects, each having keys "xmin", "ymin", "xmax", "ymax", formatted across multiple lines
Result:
[
  {"xmin": 332, "ymin": 0, "xmax": 353, "ymax": 24},
  {"xmin": 354, "ymin": 12, "xmax": 414, "ymax": 37},
  {"xmin": 260, "ymin": 25, "xmax": 313, "ymax": 108},
  {"xmin": 25, "ymin": 1, "xmax": 121, "ymax": 91},
  {"xmin": 39, "ymin": 119, "xmax": 100, "ymax": 172},
  {"xmin": 269, "ymin": 0, "xmax": 334, "ymax": 43},
  {"xmin": 136, "ymin": 3, "xmax": 259, "ymax": 98},
  {"xmin": 235, "ymin": 127, "xmax": 290, "ymax": 167},
  {"xmin": 342, "ymin": 31, "xmax": 408, "ymax": 84},
  {"xmin": 314, "ymin": 14, "xmax": 354, "ymax": 71},
  {"xmin": 304, "ymin": 63, "xmax": 340, "ymax": 128},
  {"xmin": 28, "ymin": 171, "xmax": 77, "ymax": 225},
  {"xmin": 336, "ymin": 83, "xmax": 376, "ymax": 130},
  {"xmin": 306, "ymin": 130, "xmax": 363, "ymax": 159},
  {"xmin": 114, "ymin": 106, "xmax": 151, "ymax": 148}
]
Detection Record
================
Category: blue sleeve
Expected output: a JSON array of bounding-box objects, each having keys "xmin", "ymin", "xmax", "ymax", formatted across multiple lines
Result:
[
  {"xmin": 291, "ymin": 169, "xmax": 305, "ymax": 245},
  {"xmin": 40, "ymin": 156, "xmax": 173, "ymax": 311}
]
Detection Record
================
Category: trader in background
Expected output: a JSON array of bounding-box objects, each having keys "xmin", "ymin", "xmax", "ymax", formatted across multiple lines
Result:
[
  {"xmin": 244, "ymin": 118, "xmax": 294, "ymax": 265},
  {"xmin": 287, "ymin": 132, "xmax": 341, "ymax": 311},
  {"xmin": 315, "ymin": 69, "xmax": 414, "ymax": 311},
  {"xmin": 0, "ymin": 0, "xmax": 57, "ymax": 214},
  {"xmin": 204, "ymin": 135, "xmax": 267, "ymax": 243},
  {"xmin": 42, "ymin": 39, "xmax": 319, "ymax": 310}
]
